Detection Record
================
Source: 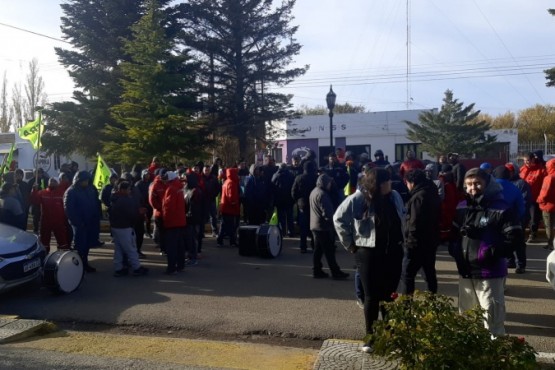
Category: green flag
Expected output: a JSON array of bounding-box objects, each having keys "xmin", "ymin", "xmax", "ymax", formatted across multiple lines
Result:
[
  {"xmin": 93, "ymin": 154, "xmax": 111, "ymax": 191},
  {"xmin": 18, "ymin": 112, "xmax": 43, "ymax": 150},
  {"xmin": 2, "ymin": 143, "xmax": 15, "ymax": 175}
]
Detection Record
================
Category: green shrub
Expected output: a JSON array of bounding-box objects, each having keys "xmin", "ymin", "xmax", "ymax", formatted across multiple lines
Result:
[{"xmin": 369, "ymin": 291, "xmax": 538, "ymax": 370}]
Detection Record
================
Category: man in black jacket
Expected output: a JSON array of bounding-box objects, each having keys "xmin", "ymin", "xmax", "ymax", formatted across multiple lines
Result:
[
  {"xmin": 400, "ymin": 169, "xmax": 441, "ymax": 294},
  {"xmin": 272, "ymin": 163, "xmax": 296, "ymax": 237},
  {"xmin": 291, "ymin": 161, "xmax": 318, "ymax": 253}
]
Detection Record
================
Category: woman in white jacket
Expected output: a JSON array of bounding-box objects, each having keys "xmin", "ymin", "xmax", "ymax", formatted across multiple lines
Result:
[{"xmin": 333, "ymin": 167, "xmax": 406, "ymax": 353}]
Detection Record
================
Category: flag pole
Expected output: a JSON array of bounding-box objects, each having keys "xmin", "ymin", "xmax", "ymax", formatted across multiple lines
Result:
[{"xmin": 34, "ymin": 109, "xmax": 43, "ymax": 189}]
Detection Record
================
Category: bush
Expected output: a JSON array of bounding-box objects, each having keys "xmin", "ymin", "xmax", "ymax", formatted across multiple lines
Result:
[{"xmin": 369, "ymin": 291, "xmax": 538, "ymax": 370}]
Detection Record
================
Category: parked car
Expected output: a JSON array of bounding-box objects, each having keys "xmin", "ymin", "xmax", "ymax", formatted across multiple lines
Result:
[{"xmin": 0, "ymin": 223, "xmax": 46, "ymax": 293}]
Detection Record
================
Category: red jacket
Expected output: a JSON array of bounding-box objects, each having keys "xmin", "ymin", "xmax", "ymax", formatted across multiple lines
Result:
[
  {"xmin": 162, "ymin": 179, "xmax": 186, "ymax": 229},
  {"xmin": 149, "ymin": 176, "xmax": 167, "ymax": 218},
  {"xmin": 520, "ymin": 163, "xmax": 547, "ymax": 202},
  {"xmin": 30, "ymin": 186, "xmax": 67, "ymax": 224},
  {"xmin": 538, "ymin": 159, "xmax": 555, "ymax": 212},
  {"xmin": 219, "ymin": 168, "xmax": 240, "ymax": 216}
]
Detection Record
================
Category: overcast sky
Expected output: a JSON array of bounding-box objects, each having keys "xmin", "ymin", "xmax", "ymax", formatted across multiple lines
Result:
[{"xmin": 1, "ymin": 0, "xmax": 555, "ymax": 117}]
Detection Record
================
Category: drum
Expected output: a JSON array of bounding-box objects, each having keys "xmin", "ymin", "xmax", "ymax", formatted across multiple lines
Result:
[
  {"xmin": 43, "ymin": 250, "xmax": 84, "ymax": 294},
  {"xmin": 238, "ymin": 226, "xmax": 259, "ymax": 256},
  {"xmin": 257, "ymin": 224, "xmax": 282, "ymax": 258}
]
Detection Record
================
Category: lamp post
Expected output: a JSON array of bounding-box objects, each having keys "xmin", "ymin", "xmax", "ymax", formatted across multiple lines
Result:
[{"xmin": 326, "ymin": 85, "xmax": 336, "ymax": 155}]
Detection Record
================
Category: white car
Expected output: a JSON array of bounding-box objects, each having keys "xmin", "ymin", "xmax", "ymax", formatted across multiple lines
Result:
[{"xmin": 0, "ymin": 223, "xmax": 46, "ymax": 293}]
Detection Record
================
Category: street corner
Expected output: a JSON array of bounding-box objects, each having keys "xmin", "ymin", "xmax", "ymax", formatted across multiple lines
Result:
[{"xmin": 0, "ymin": 316, "xmax": 57, "ymax": 344}]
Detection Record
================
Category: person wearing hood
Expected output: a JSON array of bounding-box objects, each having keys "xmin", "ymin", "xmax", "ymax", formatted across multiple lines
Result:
[
  {"xmin": 244, "ymin": 164, "xmax": 268, "ymax": 225},
  {"xmin": 493, "ymin": 166, "xmax": 527, "ymax": 273},
  {"xmin": 520, "ymin": 151, "xmax": 547, "ymax": 242},
  {"xmin": 292, "ymin": 160, "xmax": 318, "ymax": 253},
  {"xmin": 184, "ymin": 173, "xmax": 204, "ymax": 264},
  {"xmin": 449, "ymin": 168, "xmax": 521, "ymax": 336},
  {"xmin": 217, "ymin": 167, "xmax": 240, "ymax": 247},
  {"xmin": 30, "ymin": 177, "xmax": 70, "ymax": 253},
  {"xmin": 372, "ymin": 150, "xmax": 390, "ymax": 168},
  {"xmin": 64, "ymin": 170, "xmax": 102, "ymax": 273},
  {"xmin": 400, "ymin": 169, "xmax": 441, "ymax": 295},
  {"xmin": 537, "ymin": 158, "xmax": 555, "ymax": 251},
  {"xmin": 309, "ymin": 173, "xmax": 349, "ymax": 280},
  {"xmin": 110, "ymin": 181, "xmax": 148, "ymax": 277},
  {"xmin": 271, "ymin": 163, "xmax": 296, "ymax": 237}
]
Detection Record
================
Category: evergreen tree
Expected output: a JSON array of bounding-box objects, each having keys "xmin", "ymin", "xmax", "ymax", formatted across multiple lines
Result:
[
  {"xmin": 44, "ymin": 1, "xmax": 149, "ymax": 156},
  {"xmin": 108, "ymin": 0, "xmax": 208, "ymax": 164},
  {"xmin": 545, "ymin": 9, "xmax": 555, "ymax": 87},
  {"xmin": 179, "ymin": 0, "xmax": 308, "ymax": 158},
  {"xmin": 404, "ymin": 90, "xmax": 497, "ymax": 158}
]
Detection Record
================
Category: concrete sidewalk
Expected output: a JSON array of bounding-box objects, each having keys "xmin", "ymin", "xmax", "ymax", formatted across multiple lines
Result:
[{"xmin": 2, "ymin": 316, "xmax": 555, "ymax": 369}]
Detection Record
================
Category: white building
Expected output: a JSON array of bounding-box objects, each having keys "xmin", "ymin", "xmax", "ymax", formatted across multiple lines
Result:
[
  {"xmin": 270, "ymin": 109, "xmax": 518, "ymax": 165},
  {"xmin": 0, "ymin": 132, "xmax": 94, "ymax": 180}
]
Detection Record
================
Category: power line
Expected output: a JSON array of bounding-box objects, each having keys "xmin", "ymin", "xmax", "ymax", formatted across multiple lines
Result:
[{"xmin": 0, "ymin": 21, "xmax": 68, "ymax": 44}]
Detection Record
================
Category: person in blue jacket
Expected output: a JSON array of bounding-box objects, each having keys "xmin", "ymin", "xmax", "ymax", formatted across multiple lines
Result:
[{"xmin": 64, "ymin": 171, "xmax": 102, "ymax": 273}]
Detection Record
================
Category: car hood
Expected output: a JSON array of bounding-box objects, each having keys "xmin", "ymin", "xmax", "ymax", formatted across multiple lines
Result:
[{"xmin": 0, "ymin": 223, "xmax": 39, "ymax": 256}]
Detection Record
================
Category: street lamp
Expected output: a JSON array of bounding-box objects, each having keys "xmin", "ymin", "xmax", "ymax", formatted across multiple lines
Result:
[{"xmin": 326, "ymin": 85, "xmax": 336, "ymax": 154}]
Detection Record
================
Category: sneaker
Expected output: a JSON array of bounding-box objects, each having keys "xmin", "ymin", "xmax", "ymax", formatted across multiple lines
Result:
[
  {"xmin": 133, "ymin": 266, "xmax": 149, "ymax": 276},
  {"xmin": 515, "ymin": 267, "xmax": 526, "ymax": 274},
  {"xmin": 113, "ymin": 268, "xmax": 128, "ymax": 277},
  {"xmin": 361, "ymin": 341, "xmax": 374, "ymax": 353},
  {"xmin": 356, "ymin": 298, "xmax": 364, "ymax": 309},
  {"xmin": 186, "ymin": 259, "xmax": 198, "ymax": 266},
  {"xmin": 332, "ymin": 271, "xmax": 350, "ymax": 280},
  {"xmin": 313, "ymin": 270, "xmax": 329, "ymax": 279},
  {"xmin": 138, "ymin": 252, "xmax": 147, "ymax": 259}
]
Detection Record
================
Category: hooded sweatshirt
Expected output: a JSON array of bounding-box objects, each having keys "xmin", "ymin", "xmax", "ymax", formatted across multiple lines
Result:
[
  {"xmin": 537, "ymin": 159, "xmax": 555, "ymax": 213},
  {"xmin": 309, "ymin": 174, "xmax": 335, "ymax": 231},
  {"xmin": 220, "ymin": 168, "xmax": 240, "ymax": 216}
]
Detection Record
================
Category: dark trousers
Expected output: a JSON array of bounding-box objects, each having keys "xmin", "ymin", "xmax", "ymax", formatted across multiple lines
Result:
[
  {"xmin": 529, "ymin": 202, "xmax": 542, "ymax": 234},
  {"xmin": 154, "ymin": 217, "xmax": 166, "ymax": 252},
  {"xmin": 217, "ymin": 214, "xmax": 238, "ymax": 246},
  {"xmin": 298, "ymin": 206, "xmax": 312, "ymax": 250},
  {"xmin": 356, "ymin": 246, "xmax": 403, "ymax": 334},
  {"xmin": 184, "ymin": 224, "xmax": 197, "ymax": 260},
  {"xmin": 72, "ymin": 223, "xmax": 98, "ymax": 267},
  {"xmin": 312, "ymin": 229, "xmax": 341, "ymax": 274},
  {"xmin": 277, "ymin": 203, "xmax": 295, "ymax": 236},
  {"xmin": 134, "ymin": 219, "xmax": 145, "ymax": 252},
  {"xmin": 400, "ymin": 246, "xmax": 438, "ymax": 295},
  {"xmin": 508, "ymin": 227, "xmax": 527, "ymax": 268},
  {"xmin": 164, "ymin": 227, "xmax": 186, "ymax": 273}
]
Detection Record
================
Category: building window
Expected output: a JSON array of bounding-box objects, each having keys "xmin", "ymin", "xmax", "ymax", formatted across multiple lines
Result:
[{"xmin": 395, "ymin": 143, "xmax": 421, "ymax": 162}]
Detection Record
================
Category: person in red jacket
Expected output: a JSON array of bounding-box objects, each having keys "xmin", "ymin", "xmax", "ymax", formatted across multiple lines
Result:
[
  {"xmin": 399, "ymin": 150, "xmax": 425, "ymax": 180},
  {"xmin": 217, "ymin": 168, "xmax": 240, "ymax": 247},
  {"xmin": 30, "ymin": 177, "xmax": 70, "ymax": 253},
  {"xmin": 149, "ymin": 169, "xmax": 168, "ymax": 254},
  {"xmin": 520, "ymin": 151, "xmax": 547, "ymax": 242},
  {"xmin": 162, "ymin": 171, "xmax": 187, "ymax": 274},
  {"xmin": 537, "ymin": 158, "xmax": 555, "ymax": 250}
]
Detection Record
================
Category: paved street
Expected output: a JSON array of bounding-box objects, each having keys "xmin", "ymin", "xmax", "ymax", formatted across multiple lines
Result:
[{"xmin": 1, "ymin": 232, "xmax": 555, "ymax": 357}]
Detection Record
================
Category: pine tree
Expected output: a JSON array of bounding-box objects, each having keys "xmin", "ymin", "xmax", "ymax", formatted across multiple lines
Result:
[
  {"xmin": 405, "ymin": 90, "xmax": 497, "ymax": 158},
  {"xmin": 107, "ymin": 0, "xmax": 208, "ymax": 164},
  {"xmin": 180, "ymin": 0, "xmax": 308, "ymax": 158}
]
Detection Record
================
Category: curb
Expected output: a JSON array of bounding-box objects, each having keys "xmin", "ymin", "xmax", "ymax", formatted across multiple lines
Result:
[{"xmin": 0, "ymin": 315, "xmax": 55, "ymax": 344}]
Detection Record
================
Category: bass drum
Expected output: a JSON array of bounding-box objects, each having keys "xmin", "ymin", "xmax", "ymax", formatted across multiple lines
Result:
[
  {"xmin": 43, "ymin": 250, "xmax": 84, "ymax": 294},
  {"xmin": 257, "ymin": 224, "xmax": 282, "ymax": 258},
  {"xmin": 238, "ymin": 226, "xmax": 259, "ymax": 256}
]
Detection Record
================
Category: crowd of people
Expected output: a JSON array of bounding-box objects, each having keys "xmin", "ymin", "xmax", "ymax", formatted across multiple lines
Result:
[{"xmin": 0, "ymin": 148, "xmax": 553, "ymax": 352}]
